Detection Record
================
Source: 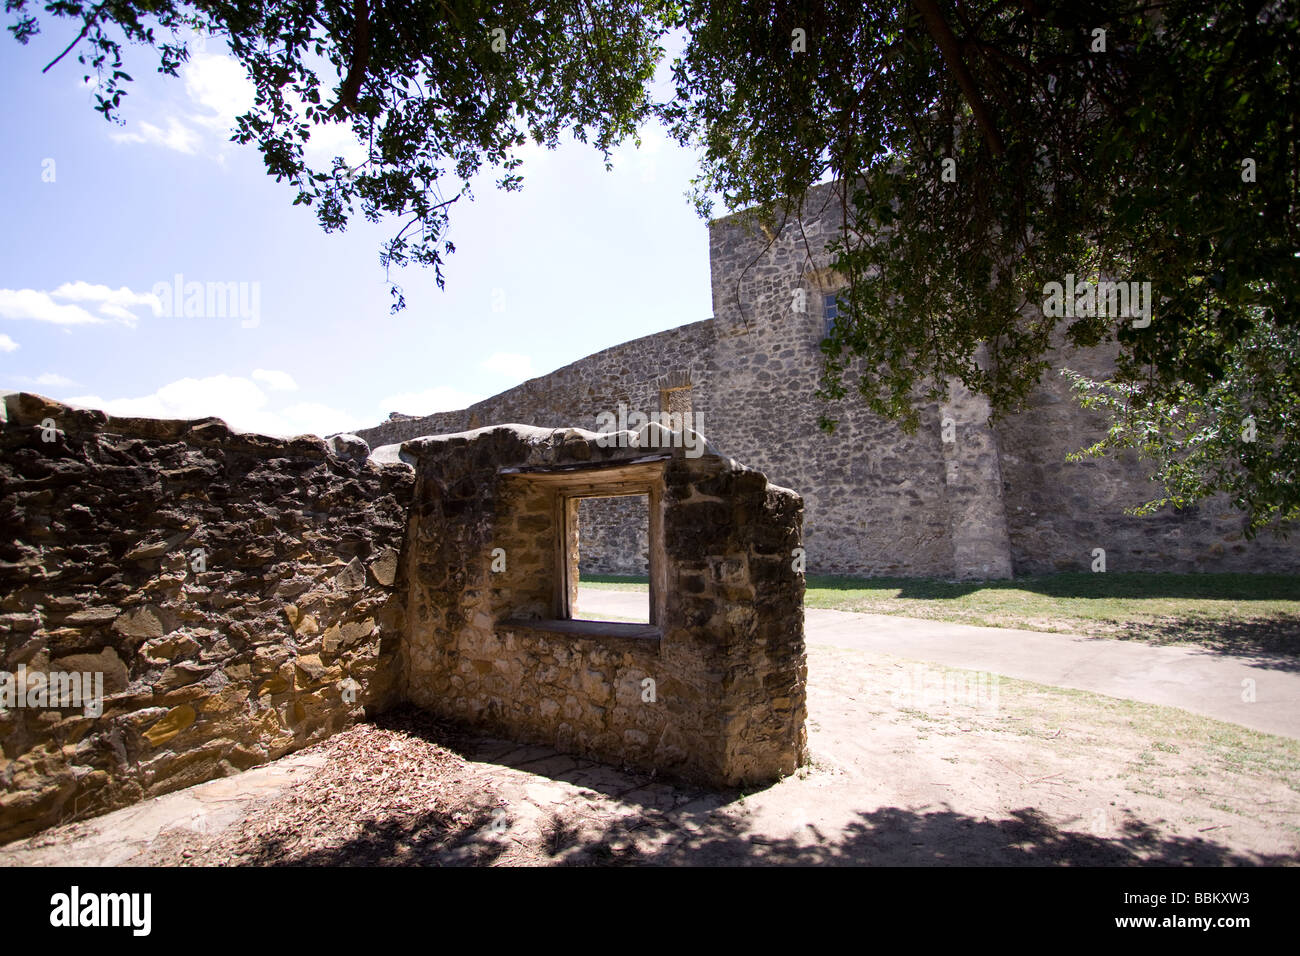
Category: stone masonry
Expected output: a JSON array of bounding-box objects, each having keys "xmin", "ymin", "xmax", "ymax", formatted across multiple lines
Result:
[
  {"xmin": 397, "ymin": 423, "xmax": 808, "ymax": 787},
  {"xmin": 1, "ymin": 393, "xmax": 808, "ymax": 841},
  {"xmin": 355, "ymin": 182, "xmax": 1300, "ymax": 579},
  {"xmin": 0, "ymin": 392, "xmax": 412, "ymax": 842}
]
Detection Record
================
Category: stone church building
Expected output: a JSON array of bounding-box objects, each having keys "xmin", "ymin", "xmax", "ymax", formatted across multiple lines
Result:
[{"xmin": 355, "ymin": 183, "xmax": 1299, "ymax": 580}]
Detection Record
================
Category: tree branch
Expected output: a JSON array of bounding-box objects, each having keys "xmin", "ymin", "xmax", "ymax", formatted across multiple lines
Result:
[
  {"xmin": 911, "ymin": 0, "xmax": 1004, "ymax": 156},
  {"xmin": 330, "ymin": 0, "xmax": 373, "ymax": 117}
]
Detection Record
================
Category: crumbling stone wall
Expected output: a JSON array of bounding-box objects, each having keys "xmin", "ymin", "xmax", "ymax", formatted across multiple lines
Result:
[
  {"xmin": 398, "ymin": 424, "xmax": 808, "ymax": 787},
  {"xmin": 1, "ymin": 396, "xmax": 810, "ymax": 841},
  {"xmin": 0, "ymin": 393, "xmax": 412, "ymax": 843}
]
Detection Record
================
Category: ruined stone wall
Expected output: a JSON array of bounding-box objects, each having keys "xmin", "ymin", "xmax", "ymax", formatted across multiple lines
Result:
[
  {"xmin": 356, "ymin": 321, "xmax": 715, "ymax": 578},
  {"xmin": 399, "ymin": 425, "xmax": 807, "ymax": 787},
  {"xmin": 0, "ymin": 393, "xmax": 412, "ymax": 843}
]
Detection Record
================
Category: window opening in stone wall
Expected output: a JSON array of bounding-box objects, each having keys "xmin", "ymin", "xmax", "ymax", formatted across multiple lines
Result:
[
  {"xmin": 572, "ymin": 493, "xmax": 651, "ymax": 624},
  {"xmin": 823, "ymin": 291, "xmax": 841, "ymax": 338}
]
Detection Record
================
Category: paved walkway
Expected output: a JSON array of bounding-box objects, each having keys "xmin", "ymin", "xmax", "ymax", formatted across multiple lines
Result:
[{"xmin": 575, "ymin": 588, "xmax": 1300, "ymax": 739}]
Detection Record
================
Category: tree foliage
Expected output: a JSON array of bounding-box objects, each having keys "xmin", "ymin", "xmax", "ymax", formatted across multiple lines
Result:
[
  {"xmin": 8, "ymin": 0, "xmax": 670, "ymax": 309},
  {"xmin": 665, "ymin": 0, "xmax": 1298, "ymax": 529},
  {"xmin": 12, "ymin": 0, "xmax": 1300, "ymax": 528}
]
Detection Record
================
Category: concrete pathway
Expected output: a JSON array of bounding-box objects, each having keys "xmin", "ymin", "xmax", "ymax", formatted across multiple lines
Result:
[{"xmin": 575, "ymin": 588, "xmax": 1300, "ymax": 739}]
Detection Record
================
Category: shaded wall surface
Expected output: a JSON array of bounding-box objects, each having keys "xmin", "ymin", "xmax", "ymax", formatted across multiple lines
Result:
[{"xmin": 0, "ymin": 393, "xmax": 412, "ymax": 842}]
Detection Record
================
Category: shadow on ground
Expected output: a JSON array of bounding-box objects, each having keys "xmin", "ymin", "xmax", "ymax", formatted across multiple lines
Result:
[{"xmin": 228, "ymin": 711, "xmax": 1295, "ymax": 867}]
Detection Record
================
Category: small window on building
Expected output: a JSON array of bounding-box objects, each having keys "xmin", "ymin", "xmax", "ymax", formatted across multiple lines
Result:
[{"xmin": 823, "ymin": 291, "xmax": 841, "ymax": 338}]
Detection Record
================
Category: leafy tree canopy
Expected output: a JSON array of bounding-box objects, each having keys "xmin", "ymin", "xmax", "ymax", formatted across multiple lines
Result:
[
  {"xmin": 8, "ymin": 0, "xmax": 671, "ymax": 309},
  {"xmin": 664, "ymin": 0, "xmax": 1298, "ymax": 533},
  {"xmin": 11, "ymin": 0, "xmax": 1299, "ymax": 530}
]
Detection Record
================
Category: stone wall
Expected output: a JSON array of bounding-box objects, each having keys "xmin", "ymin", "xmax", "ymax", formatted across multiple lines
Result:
[
  {"xmin": 398, "ymin": 424, "xmax": 808, "ymax": 786},
  {"xmin": 2, "ymin": 395, "xmax": 810, "ymax": 840},
  {"xmin": 576, "ymin": 496, "xmax": 649, "ymax": 579},
  {"xmin": 355, "ymin": 180, "xmax": 1300, "ymax": 578},
  {"xmin": 0, "ymin": 393, "xmax": 413, "ymax": 843},
  {"xmin": 995, "ymin": 336, "xmax": 1300, "ymax": 575}
]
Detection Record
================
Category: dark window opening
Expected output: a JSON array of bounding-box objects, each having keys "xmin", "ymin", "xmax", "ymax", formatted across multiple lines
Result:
[{"xmin": 823, "ymin": 291, "xmax": 841, "ymax": 338}]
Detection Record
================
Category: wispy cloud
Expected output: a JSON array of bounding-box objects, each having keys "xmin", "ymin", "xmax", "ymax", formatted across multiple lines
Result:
[
  {"xmin": 0, "ymin": 334, "xmax": 18, "ymax": 353},
  {"xmin": 0, "ymin": 289, "xmax": 103, "ymax": 325},
  {"xmin": 69, "ymin": 372, "xmax": 358, "ymax": 437},
  {"xmin": 33, "ymin": 373, "xmax": 79, "ymax": 387},
  {"xmin": 378, "ymin": 385, "xmax": 483, "ymax": 417},
  {"xmin": 109, "ymin": 49, "xmax": 364, "ymax": 167},
  {"xmin": 184, "ymin": 51, "xmax": 253, "ymax": 132},
  {"xmin": 0, "ymin": 283, "xmax": 160, "ymax": 327},
  {"xmin": 251, "ymin": 368, "xmax": 298, "ymax": 391},
  {"xmin": 110, "ymin": 116, "xmax": 202, "ymax": 155}
]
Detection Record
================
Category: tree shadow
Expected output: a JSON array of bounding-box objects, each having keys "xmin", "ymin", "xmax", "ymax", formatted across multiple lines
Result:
[
  {"xmin": 558, "ymin": 803, "xmax": 1300, "ymax": 867},
  {"xmin": 223, "ymin": 710, "xmax": 1298, "ymax": 867}
]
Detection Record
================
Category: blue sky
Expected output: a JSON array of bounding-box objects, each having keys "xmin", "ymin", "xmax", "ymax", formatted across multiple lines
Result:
[{"xmin": 0, "ymin": 24, "xmax": 713, "ymax": 437}]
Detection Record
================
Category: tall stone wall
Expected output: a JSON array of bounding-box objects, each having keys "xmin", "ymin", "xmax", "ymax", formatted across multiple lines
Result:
[
  {"xmin": 995, "ymin": 337, "xmax": 1300, "ymax": 574},
  {"xmin": 357, "ymin": 319, "xmax": 716, "ymax": 449},
  {"xmin": 577, "ymin": 496, "xmax": 649, "ymax": 579},
  {"xmin": 354, "ymin": 179, "xmax": 1300, "ymax": 578},
  {"xmin": 0, "ymin": 393, "xmax": 412, "ymax": 843},
  {"xmin": 704, "ymin": 188, "xmax": 959, "ymax": 577}
]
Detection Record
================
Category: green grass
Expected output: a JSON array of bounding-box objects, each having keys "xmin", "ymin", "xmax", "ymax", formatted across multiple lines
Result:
[
  {"xmin": 578, "ymin": 574, "xmax": 650, "ymax": 590},
  {"xmin": 803, "ymin": 572, "xmax": 1300, "ymax": 655},
  {"xmin": 579, "ymin": 571, "xmax": 1300, "ymax": 655}
]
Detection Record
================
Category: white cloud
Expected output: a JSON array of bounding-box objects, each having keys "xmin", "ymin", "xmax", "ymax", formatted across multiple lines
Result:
[
  {"xmin": 33, "ymin": 373, "xmax": 78, "ymax": 387},
  {"xmin": 108, "ymin": 50, "xmax": 362, "ymax": 167},
  {"xmin": 0, "ymin": 289, "xmax": 103, "ymax": 325},
  {"xmin": 68, "ymin": 374, "xmax": 359, "ymax": 438},
  {"xmin": 480, "ymin": 352, "xmax": 535, "ymax": 381},
  {"xmin": 110, "ymin": 117, "xmax": 202, "ymax": 155},
  {"xmin": 51, "ymin": 281, "xmax": 160, "ymax": 311},
  {"xmin": 252, "ymin": 369, "xmax": 299, "ymax": 392},
  {"xmin": 0, "ymin": 334, "xmax": 17, "ymax": 352},
  {"xmin": 184, "ymin": 52, "xmax": 254, "ymax": 131},
  {"xmin": 50, "ymin": 281, "xmax": 162, "ymax": 327},
  {"xmin": 302, "ymin": 118, "xmax": 367, "ymax": 166},
  {"xmin": 0, "ymin": 283, "xmax": 161, "ymax": 327},
  {"xmin": 378, "ymin": 385, "xmax": 482, "ymax": 417}
]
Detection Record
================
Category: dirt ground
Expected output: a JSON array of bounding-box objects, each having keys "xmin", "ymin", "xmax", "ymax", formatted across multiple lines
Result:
[{"xmin": 4, "ymin": 644, "xmax": 1298, "ymax": 866}]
